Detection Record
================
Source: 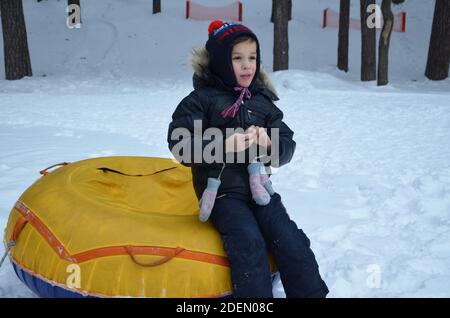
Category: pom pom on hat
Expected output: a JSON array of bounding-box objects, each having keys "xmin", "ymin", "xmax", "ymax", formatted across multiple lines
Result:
[{"xmin": 208, "ymin": 20, "xmax": 224, "ymax": 36}]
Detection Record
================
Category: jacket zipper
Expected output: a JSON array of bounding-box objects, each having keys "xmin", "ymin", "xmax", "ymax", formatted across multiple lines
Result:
[{"xmin": 239, "ymin": 99, "xmax": 245, "ymax": 128}]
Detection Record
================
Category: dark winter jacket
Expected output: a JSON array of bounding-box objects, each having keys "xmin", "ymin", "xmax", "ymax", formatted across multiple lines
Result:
[{"xmin": 167, "ymin": 47, "xmax": 296, "ymax": 201}]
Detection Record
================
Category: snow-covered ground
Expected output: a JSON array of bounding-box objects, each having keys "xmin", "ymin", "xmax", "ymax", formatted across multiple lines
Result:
[{"xmin": 1, "ymin": 0, "xmax": 449, "ymax": 297}]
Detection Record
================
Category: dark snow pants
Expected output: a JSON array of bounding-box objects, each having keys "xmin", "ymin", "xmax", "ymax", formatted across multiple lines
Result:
[{"xmin": 210, "ymin": 193, "xmax": 329, "ymax": 298}]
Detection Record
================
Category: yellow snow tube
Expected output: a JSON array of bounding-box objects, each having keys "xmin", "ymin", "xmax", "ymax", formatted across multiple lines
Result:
[{"xmin": 4, "ymin": 156, "xmax": 275, "ymax": 298}]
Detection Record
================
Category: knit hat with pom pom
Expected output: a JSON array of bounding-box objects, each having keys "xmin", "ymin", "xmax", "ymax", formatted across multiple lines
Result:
[{"xmin": 206, "ymin": 20, "xmax": 260, "ymax": 89}]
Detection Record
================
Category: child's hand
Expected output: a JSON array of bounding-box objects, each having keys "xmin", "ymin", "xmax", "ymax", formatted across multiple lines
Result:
[
  {"xmin": 247, "ymin": 126, "xmax": 272, "ymax": 150},
  {"xmin": 225, "ymin": 132, "xmax": 255, "ymax": 153}
]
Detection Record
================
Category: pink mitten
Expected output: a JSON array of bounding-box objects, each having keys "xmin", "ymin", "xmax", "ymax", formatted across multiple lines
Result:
[
  {"xmin": 248, "ymin": 162, "xmax": 270, "ymax": 206},
  {"xmin": 260, "ymin": 172, "xmax": 275, "ymax": 196},
  {"xmin": 199, "ymin": 177, "xmax": 221, "ymax": 222}
]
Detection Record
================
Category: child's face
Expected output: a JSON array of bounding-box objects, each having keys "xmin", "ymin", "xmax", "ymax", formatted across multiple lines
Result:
[{"xmin": 232, "ymin": 39, "xmax": 257, "ymax": 87}]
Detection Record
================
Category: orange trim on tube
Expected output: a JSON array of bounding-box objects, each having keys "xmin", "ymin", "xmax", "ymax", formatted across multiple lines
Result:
[
  {"xmin": 13, "ymin": 200, "xmax": 229, "ymax": 267},
  {"xmin": 14, "ymin": 201, "xmax": 75, "ymax": 262}
]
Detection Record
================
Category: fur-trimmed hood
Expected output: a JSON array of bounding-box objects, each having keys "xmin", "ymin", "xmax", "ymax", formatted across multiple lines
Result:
[{"xmin": 189, "ymin": 47, "xmax": 279, "ymax": 101}]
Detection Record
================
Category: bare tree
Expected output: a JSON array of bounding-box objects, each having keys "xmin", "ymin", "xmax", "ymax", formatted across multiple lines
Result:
[
  {"xmin": 273, "ymin": 0, "xmax": 291, "ymax": 71},
  {"xmin": 0, "ymin": 0, "xmax": 33, "ymax": 80},
  {"xmin": 425, "ymin": 0, "xmax": 450, "ymax": 80},
  {"xmin": 377, "ymin": 0, "xmax": 393, "ymax": 85},
  {"xmin": 360, "ymin": 0, "xmax": 376, "ymax": 81},
  {"xmin": 378, "ymin": 0, "xmax": 406, "ymax": 85},
  {"xmin": 338, "ymin": 0, "xmax": 350, "ymax": 72},
  {"xmin": 153, "ymin": 0, "xmax": 161, "ymax": 14},
  {"xmin": 68, "ymin": 0, "xmax": 80, "ymax": 7},
  {"xmin": 271, "ymin": 0, "xmax": 291, "ymax": 23}
]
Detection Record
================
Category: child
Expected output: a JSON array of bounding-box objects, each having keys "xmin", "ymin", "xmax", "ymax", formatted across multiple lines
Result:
[{"xmin": 167, "ymin": 21, "xmax": 328, "ymax": 298}]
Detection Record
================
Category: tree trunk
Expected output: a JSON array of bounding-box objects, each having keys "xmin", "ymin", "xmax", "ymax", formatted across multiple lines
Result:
[
  {"xmin": 68, "ymin": 0, "xmax": 80, "ymax": 7},
  {"xmin": 425, "ymin": 0, "xmax": 450, "ymax": 81},
  {"xmin": 0, "ymin": 0, "xmax": 33, "ymax": 80},
  {"xmin": 360, "ymin": 0, "xmax": 377, "ymax": 81},
  {"xmin": 68, "ymin": 0, "xmax": 80, "ymax": 17},
  {"xmin": 273, "ymin": 0, "xmax": 290, "ymax": 71},
  {"xmin": 271, "ymin": 0, "xmax": 291, "ymax": 23},
  {"xmin": 153, "ymin": 0, "xmax": 161, "ymax": 14},
  {"xmin": 338, "ymin": 0, "xmax": 350, "ymax": 72},
  {"xmin": 378, "ymin": 0, "xmax": 393, "ymax": 86}
]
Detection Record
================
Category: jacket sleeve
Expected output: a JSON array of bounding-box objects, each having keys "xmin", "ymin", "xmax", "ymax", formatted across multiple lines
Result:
[
  {"xmin": 265, "ymin": 104, "xmax": 296, "ymax": 168},
  {"xmin": 167, "ymin": 89, "xmax": 224, "ymax": 170}
]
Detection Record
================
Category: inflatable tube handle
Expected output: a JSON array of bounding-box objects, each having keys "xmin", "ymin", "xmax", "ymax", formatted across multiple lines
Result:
[
  {"xmin": 40, "ymin": 162, "xmax": 69, "ymax": 176},
  {"xmin": 12, "ymin": 216, "xmax": 28, "ymax": 242},
  {"xmin": 125, "ymin": 246, "xmax": 185, "ymax": 267},
  {"xmin": 1, "ymin": 216, "xmax": 28, "ymax": 269}
]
